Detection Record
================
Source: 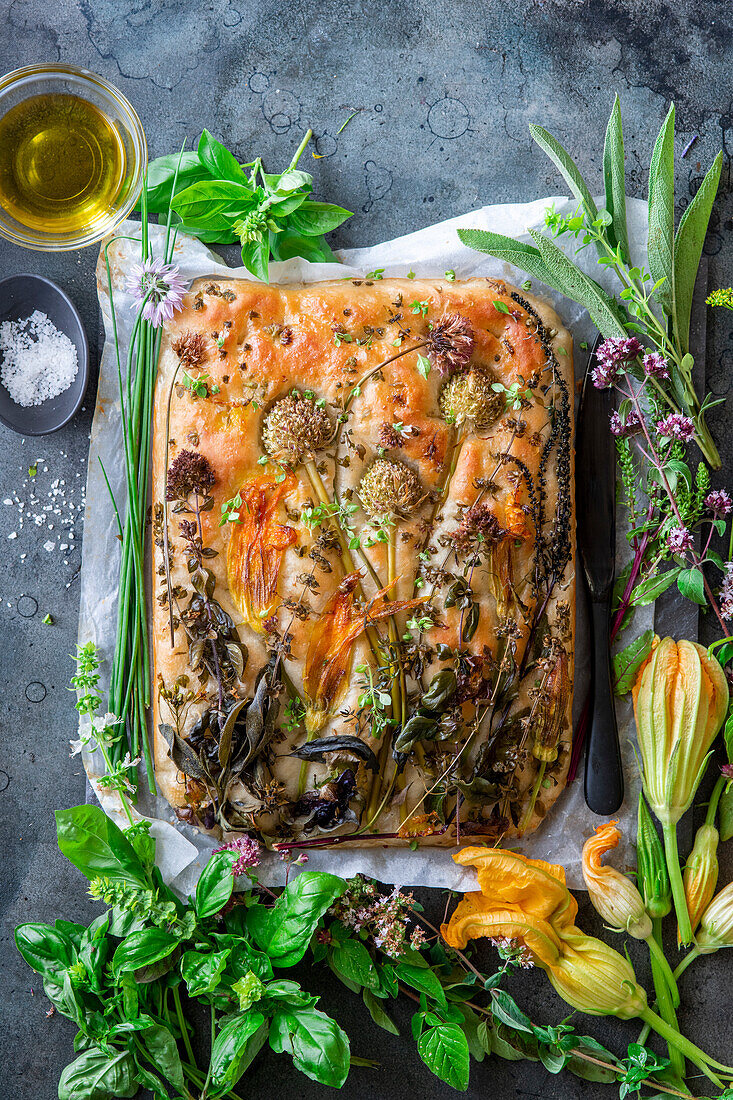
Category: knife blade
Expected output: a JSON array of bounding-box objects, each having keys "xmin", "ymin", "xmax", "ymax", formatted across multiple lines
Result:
[{"xmin": 577, "ymin": 337, "xmax": 624, "ymax": 815}]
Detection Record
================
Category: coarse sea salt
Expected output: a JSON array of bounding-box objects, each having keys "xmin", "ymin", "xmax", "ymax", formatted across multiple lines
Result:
[{"xmin": 0, "ymin": 310, "xmax": 78, "ymax": 407}]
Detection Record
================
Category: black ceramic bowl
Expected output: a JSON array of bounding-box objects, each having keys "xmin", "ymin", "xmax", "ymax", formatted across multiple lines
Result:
[{"xmin": 0, "ymin": 273, "xmax": 89, "ymax": 435}]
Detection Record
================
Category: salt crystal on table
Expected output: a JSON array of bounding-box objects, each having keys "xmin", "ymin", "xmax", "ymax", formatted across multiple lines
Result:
[
  {"xmin": 43, "ymin": 540, "xmax": 54, "ymax": 552},
  {"xmin": 0, "ymin": 311, "xmax": 78, "ymax": 407}
]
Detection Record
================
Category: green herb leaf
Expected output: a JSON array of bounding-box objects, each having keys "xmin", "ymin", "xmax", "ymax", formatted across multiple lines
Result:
[
  {"xmin": 58, "ymin": 1047, "xmax": 137, "ymax": 1100},
  {"xmin": 677, "ymin": 566, "xmax": 707, "ymax": 606},
  {"xmin": 493, "ymin": 299, "xmax": 511, "ymax": 314},
  {"xmin": 457, "ymin": 229, "xmax": 555, "ymax": 288},
  {"xmin": 247, "ymin": 872, "xmax": 345, "ymax": 967},
  {"xmin": 629, "ymin": 567, "xmax": 681, "ymax": 606},
  {"xmin": 269, "ymin": 228, "xmax": 335, "ymax": 263},
  {"xmin": 529, "ymin": 124, "xmax": 598, "ymax": 227},
  {"xmin": 112, "ymin": 928, "xmax": 179, "ymax": 976},
  {"xmin": 613, "ymin": 628, "xmax": 654, "ymax": 695},
  {"xmin": 55, "ymin": 804, "xmax": 149, "ymax": 891},
  {"xmin": 181, "ymin": 948, "xmax": 231, "ymax": 996},
  {"xmin": 527, "ymin": 229, "xmax": 627, "ymax": 337},
  {"xmin": 14, "ymin": 923, "xmax": 75, "ymax": 980},
  {"xmin": 269, "ymin": 1006, "xmax": 350, "ymax": 1087},
  {"xmin": 416, "ymin": 1021, "xmax": 470, "ymax": 1091},
  {"xmin": 647, "ymin": 104, "xmax": 676, "ymax": 322},
  {"xmin": 140, "ymin": 151, "xmax": 208, "ymax": 213},
  {"xmin": 362, "ymin": 987, "xmax": 400, "ymax": 1035},
  {"xmin": 416, "ymin": 353, "xmax": 431, "ymax": 379},
  {"xmin": 565, "ymin": 1036, "xmax": 619, "ymax": 1083},
  {"xmin": 209, "ymin": 1012, "xmax": 268, "ymax": 1095},
  {"xmin": 286, "ymin": 200, "xmax": 353, "ymax": 236},
  {"xmin": 172, "ymin": 179, "xmax": 255, "ymax": 226},
  {"xmin": 241, "ymin": 235, "xmax": 270, "ymax": 283},
  {"xmin": 394, "ymin": 959, "xmax": 447, "ymax": 1005},
  {"xmin": 197, "ymin": 128, "xmax": 247, "ymax": 183},
  {"xmin": 674, "ymin": 151, "xmax": 723, "ymax": 352},
  {"xmin": 195, "ymin": 849, "xmax": 237, "ymax": 918},
  {"xmin": 490, "ymin": 989, "xmax": 534, "ymax": 1034},
  {"xmin": 602, "ymin": 94, "xmax": 631, "ymax": 264},
  {"xmin": 140, "ymin": 1023, "xmax": 186, "ymax": 1095}
]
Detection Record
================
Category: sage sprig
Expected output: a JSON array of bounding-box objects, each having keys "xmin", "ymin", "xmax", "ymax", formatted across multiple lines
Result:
[{"xmin": 459, "ymin": 95, "xmax": 723, "ymax": 468}]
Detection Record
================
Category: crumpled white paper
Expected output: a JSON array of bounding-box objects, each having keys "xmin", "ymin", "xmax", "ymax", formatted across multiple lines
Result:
[{"xmin": 81, "ymin": 196, "xmax": 654, "ymax": 894}]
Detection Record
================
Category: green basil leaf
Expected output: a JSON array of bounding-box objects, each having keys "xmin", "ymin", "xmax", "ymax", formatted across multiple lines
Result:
[
  {"xmin": 198, "ymin": 129, "xmax": 247, "ymax": 183},
  {"xmin": 362, "ymin": 988, "xmax": 399, "ymax": 1035},
  {"xmin": 527, "ymin": 229, "xmax": 627, "ymax": 337},
  {"xmin": 674, "ymin": 151, "xmax": 723, "ymax": 352},
  {"xmin": 181, "ymin": 948, "xmax": 231, "ymax": 996},
  {"xmin": 55, "ymin": 805, "xmax": 149, "ymax": 890},
  {"xmin": 269, "ymin": 1006, "xmax": 350, "ymax": 1088},
  {"xmin": 216, "ymin": 936, "xmax": 274, "ymax": 984},
  {"xmin": 416, "ymin": 1021, "xmax": 470, "ymax": 1091},
  {"xmin": 269, "ymin": 227, "xmax": 333, "ymax": 263},
  {"xmin": 240, "ymin": 235, "xmax": 270, "ymax": 283},
  {"xmin": 58, "ymin": 1047, "xmax": 137, "ymax": 1100},
  {"xmin": 456, "ymin": 228, "xmax": 555, "ymax": 288},
  {"xmin": 112, "ymin": 929, "xmax": 179, "ymax": 976},
  {"xmin": 647, "ymin": 103, "xmax": 676, "ymax": 320},
  {"xmin": 132, "ymin": 1059, "xmax": 169, "ymax": 1100},
  {"xmin": 209, "ymin": 1013, "xmax": 268, "ymax": 1095},
  {"xmin": 15, "ymin": 923, "xmax": 75, "ymax": 980},
  {"xmin": 263, "ymin": 190, "xmax": 310, "ymax": 217},
  {"xmin": 602, "ymin": 94, "xmax": 630, "ymax": 264},
  {"xmin": 140, "ymin": 152, "xmax": 207, "ymax": 213},
  {"xmin": 54, "ymin": 919, "xmax": 86, "ymax": 950},
  {"xmin": 328, "ymin": 936, "xmax": 379, "ymax": 990},
  {"xmin": 394, "ymin": 960, "xmax": 447, "ymax": 1005},
  {"xmin": 286, "ymin": 200, "xmax": 353, "ymax": 236},
  {"xmin": 78, "ymin": 913, "xmax": 110, "ymax": 992},
  {"xmin": 172, "ymin": 179, "xmax": 255, "ymax": 226},
  {"xmin": 247, "ymin": 872, "xmax": 345, "ymax": 966},
  {"xmin": 262, "ymin": 168, "xmax": 312, "ymax": 195},
  {"xmin": 528, "ymin": 124, "xmax": 598, "ymax": 225},
  {"xmin": 613, "ymin": 628, "xmax": 654, "ymax": 696},
  {"xmin": 629, "ymin": 567, "xmax": 681, "ymax": 606},
  {"xmin": 195, "ymin": 850, "xmax": 237, "ymax": 918},
  {"xmin": 677, "ymin": 567, "xmax": 707, "ymax": 606},
  {"xmin": 139, "ymin": 1022, "xmax": 186, "ymax": 1095}
]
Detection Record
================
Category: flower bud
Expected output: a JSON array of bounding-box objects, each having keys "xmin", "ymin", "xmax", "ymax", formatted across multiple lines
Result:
[
  {"xmin": 696, "ymin": 881, "xmax": 733, "ymax": 954},
  {"xmin": 681, "ymin": 822, "xmax": 719, "ymax": 941},
  {"xmin": 582, "ymin": 821, "xmax": 652, "ymax": 940},
  {"xmin": 546, "ymin": 931, "xmax": 648, "ymax": 1020},
  {"xmin": 636, "ymin": 794, "xmax": 671, "ymax": 919}
]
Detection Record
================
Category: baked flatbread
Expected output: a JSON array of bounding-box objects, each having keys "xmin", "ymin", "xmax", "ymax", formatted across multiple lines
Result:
[{"xmin": 151, "ymin": 275, "xmax": 575, "ymax": 847}]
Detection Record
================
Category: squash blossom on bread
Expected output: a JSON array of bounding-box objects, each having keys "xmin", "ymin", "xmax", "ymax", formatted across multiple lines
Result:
[{"xmin": 632, "ymin": 636, "xmax": 729, "ymax": 945}]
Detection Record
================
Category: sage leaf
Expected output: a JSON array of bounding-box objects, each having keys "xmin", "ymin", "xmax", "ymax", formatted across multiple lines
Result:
[
  {"xmin": 55, "ymin": 804, "xmax": 149, "ymax": 891},
  {"xmin": 209, "ymin": 1013, "xmax": 268, "ymax": 1095},
  {"xmin": 677, "ymin": 566, "xmax": 707, "ymax": 606},
  {"xmin": 362, "ymin": 988, "xmax": 400, "ymax": 1035},
  {"xmin": 529, "ymin": 124, "xmax": 598, "ymax": 228},
  {"xmin": 58, "ymin": 1047, "xmax": 137, "ymax": 1100},
  {"xmin": 613, "ymin": 628, "xmax": 654, "ymax": 695},
  {"xmin": 195, "ymin": 849, "xmax": 238, "ymax": 918},
  {"xmin": 417, "ymin": 1021, "xmax": 470, "ymax": 1091},
  {"xmin": 527, "ymin": 229, "xmax": 627, "ymax": 337},
  {"xmin": 674, "ymin": 151, "xmax": 723, "ymax": 352},
  {"xmin": 647, "ymin": 103, "xmax": 676, "ymax": 322},
  {"xmin": 456, "ymin": 228, "xmax": 556, "ymax": 288},
  {"xmin": 602, "ymin": 94, "xmax": 630, "ymax": 264},
  {"xmin": 269, "ymin": 1006, "xmax": 350, "ymax": 1088},
  {"xmin": 197, "ymin": 128, "xmax": 247, "ymax": 183},
  {"xmin": 247, "ymin": 871, "xmax": 345, "ymax": 966}
]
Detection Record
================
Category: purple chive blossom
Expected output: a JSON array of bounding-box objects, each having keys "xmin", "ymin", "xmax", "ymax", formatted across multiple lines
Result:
[
  {"xmin": 213, "ymin": 835, "xmax": 261, "ymax": 877},
  {"xmin": 609, "ymin": 408, "xmax": 642, "ymax": 437},
  {"xmin": 705, "ymin": 490, "xmax": 733, "ymax": 518},
  {"xmin": 667, "ymin": 525, "xmax": 693, "ymax": 554},
  {"xmin": 642, "ymin": 351, "xmax": 670, "ymax": 379},
  {"xmin": 656, "ymin": 413, "xmax": 695, "ymax": 442},
  {"xmin": 126, "ymin": 258, "xmax": 186, "ymax": 328},
  {"xmin": 720, "ymin": 562, "xmax": 733, "ymax": 621}
]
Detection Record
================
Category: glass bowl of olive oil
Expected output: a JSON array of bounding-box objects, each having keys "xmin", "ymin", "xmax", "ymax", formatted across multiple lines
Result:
[{"xmin": 0, "ymin": 65, "xmax": 146, "ymax": 251}]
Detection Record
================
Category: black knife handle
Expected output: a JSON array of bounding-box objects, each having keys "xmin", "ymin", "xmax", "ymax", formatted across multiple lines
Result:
[{"xmin": 584, "ymin": 595, "xmax": 624, "ymax": 815}]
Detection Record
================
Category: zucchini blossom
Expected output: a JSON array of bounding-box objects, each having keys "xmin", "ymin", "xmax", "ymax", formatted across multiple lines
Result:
[
  {"xmin": 681, "ymin": 822, "xmax": 719, "ymax": 942},
  {"xmin": 632, "ymin": 636, "xmax": 728, "ymax": 945},
  {"xmin": 582, "ymin": 821, "xmax": 652, "ymax": 940}
]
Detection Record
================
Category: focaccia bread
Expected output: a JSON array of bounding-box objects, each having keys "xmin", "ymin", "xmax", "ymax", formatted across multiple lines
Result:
[{"xmin": 151, "ymin": 275, "xmax": 575, "ymax": 848}]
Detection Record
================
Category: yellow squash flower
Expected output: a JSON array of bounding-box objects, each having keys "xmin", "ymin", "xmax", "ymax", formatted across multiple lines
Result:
[
  {"xmin": 696, "ymin": 882, "xmax": 733, "ymax": 954},
  {"xmin": 633, "ymin": 636, "xmax": 728, "ymax": 945},
  {"xmin": 681, "ymin": 822, "xmax": 719, "ymax": 942},
  {"xmin": 582, "ymin": 821, "xmax": 652, "ymax": 939}
]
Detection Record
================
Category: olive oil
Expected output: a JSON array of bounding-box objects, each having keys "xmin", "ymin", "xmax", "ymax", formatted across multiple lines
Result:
[{"xmin": 0, "ymin": 93, "xmax": 126, "ymax": 234}]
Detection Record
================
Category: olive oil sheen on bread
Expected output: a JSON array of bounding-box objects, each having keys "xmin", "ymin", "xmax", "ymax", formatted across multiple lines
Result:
[{"xmin": 0, "ymin": 93, "xmax": 126, "ymax": 234}]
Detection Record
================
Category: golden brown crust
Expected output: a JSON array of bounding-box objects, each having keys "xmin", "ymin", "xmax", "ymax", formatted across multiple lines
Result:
[{"xmin": 151, "ymin": 275, "xmax": 575, "ymax": 845}]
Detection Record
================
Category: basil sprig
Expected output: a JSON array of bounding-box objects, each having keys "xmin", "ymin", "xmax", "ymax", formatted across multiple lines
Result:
[{"xmin": 142, "ymin": 128, "xmax": 353, "ymax": 282}]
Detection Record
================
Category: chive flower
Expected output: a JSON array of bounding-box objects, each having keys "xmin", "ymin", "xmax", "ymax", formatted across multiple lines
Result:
[
  {"xmin": 358, "ymin": 458, "xmax": 421, "ymax": 521},
  {"xmin": 262, "ymin": 391, "xmax": 333, "ymax": 466},
  {"xmin": 426, "ymin": 312, "xmax": 475, "ymax": 375},
  {"xmin": 439, "ymin": 367, "xmax": 503, "ymax": 429},
  {"xmin": 126, "ymin": 257, "xmax": 186, "ymax": 328}
]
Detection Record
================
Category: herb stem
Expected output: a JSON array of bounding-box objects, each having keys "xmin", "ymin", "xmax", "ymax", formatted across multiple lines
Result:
[
  {"xmin": 288, "ymin": 128, "xmax": 313, "ymax": 171},
  {"xmin": 662, "ymin": 820, "xmax": 692, "ymax": 946},
  {"xmin": 173, "ymin": 985, "xmax": 198, "ymax": 1069}
]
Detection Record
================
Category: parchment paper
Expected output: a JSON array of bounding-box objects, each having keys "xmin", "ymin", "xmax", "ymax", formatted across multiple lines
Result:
[{"xmin": 81, "ymin": 196, "xmax": 654, "ymax": 894}]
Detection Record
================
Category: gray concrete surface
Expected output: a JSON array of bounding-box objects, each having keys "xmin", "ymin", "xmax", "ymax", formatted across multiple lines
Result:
[{"xmin": 1, "ymin": 1, "xmax": 733, "ymax": 1097}]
